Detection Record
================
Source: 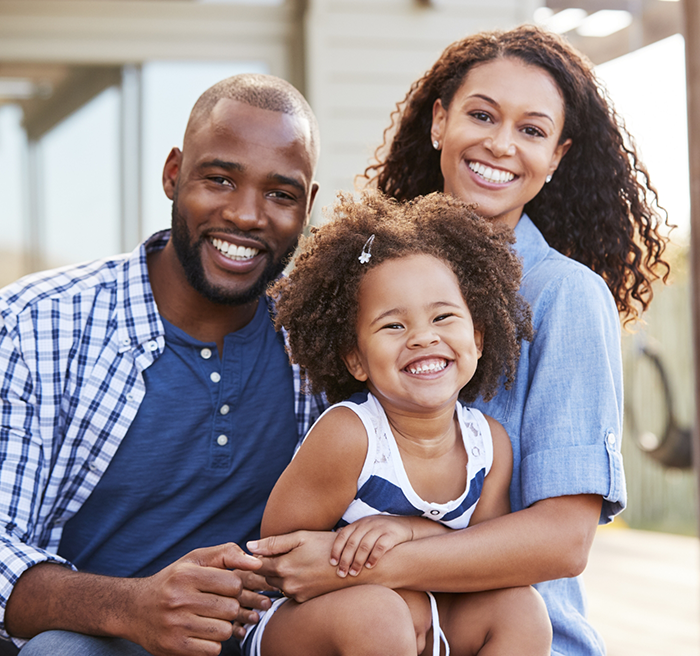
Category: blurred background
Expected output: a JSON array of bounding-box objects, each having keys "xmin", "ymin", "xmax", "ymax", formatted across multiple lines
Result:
[{"xmin": 0, "ymin": 1, "xmax": 697, "ymax": 652}]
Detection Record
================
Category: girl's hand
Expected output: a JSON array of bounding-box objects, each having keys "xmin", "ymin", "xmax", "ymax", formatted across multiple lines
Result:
[{"xmin": 330, "ymin": 516, "xmax": 418, "ymax": 577}]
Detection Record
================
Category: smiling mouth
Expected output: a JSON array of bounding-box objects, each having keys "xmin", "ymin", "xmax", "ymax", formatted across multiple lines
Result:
[
  {"xmin": 211, "ymin": 238, "xmax": 260, "ymax": 261},
  {"xmin": 468, "ymin": 161, "xmax": 515, "ymax": 184},
  {"xmin": 405, "ymin": 358, "xmax": 449, "ymax": 375}
]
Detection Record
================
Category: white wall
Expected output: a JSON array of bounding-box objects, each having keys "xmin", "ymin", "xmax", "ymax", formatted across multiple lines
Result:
[{"xmin": 305, "ymin": 0, "xmax": 542, "ymax": 221}]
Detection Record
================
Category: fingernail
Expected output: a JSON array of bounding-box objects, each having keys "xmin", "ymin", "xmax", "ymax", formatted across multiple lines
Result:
[
  {"xmin": 247, "ymin": 541, "xmax": 258, "ymax": 550},
  {"xmin": 350, "ymin": 569, "xmax": 359, "ymax": 576},
  {"xmin": 337, "ymin": 569, "xmax": 347, "ymax": 578},
  {"xmin": 330, "ymin": 558, "xmax": 338, "ymax": 566}
]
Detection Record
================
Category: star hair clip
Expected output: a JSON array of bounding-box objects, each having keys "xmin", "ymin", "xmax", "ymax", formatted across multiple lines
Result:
[{"xmin": 358, "ymin": 234, "xmax": 375, "ymax": 264}]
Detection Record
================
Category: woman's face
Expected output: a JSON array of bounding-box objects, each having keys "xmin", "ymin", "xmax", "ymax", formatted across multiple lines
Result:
[{"xmin": 431, "ymin": 57, "xmax": 571, "ymax": 229}]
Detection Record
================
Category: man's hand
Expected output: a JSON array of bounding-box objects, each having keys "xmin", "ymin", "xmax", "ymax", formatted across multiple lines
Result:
[
  {"xmin": 230, "ymin": 570, "xmax": 276, "ymax": 640},
  {"xmin": 6, "ymin": 543, "xmax": 262, "ymax": 656},
  {"xmin": 127, "ymin": 543, "xmax": 262, "ymax": 655},
  {"xmin": 248, "ymin": 531, "xmax": 355, "ymax": 603}
]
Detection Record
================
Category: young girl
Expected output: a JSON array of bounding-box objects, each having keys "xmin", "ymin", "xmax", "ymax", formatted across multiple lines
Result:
[{"xmin": 243, "ymin": 191, "xmax": 547, "ymax": 656}]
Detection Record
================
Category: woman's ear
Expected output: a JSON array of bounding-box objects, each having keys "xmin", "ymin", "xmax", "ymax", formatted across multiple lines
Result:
[
  {"xmin": 342, "ymin": 349, "xmax": 369, "ymax": 382},
  {"xmin": 548, "ymin": 138, "xmax": 573, "ymax": 177},
  {"xmin": 431, "ymin": 98, "xmax": 447, "ymax": 149}
]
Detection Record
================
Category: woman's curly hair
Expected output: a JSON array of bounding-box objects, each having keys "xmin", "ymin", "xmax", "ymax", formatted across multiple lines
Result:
[
  {"xmin": 362, "ymin": 24, "xmax": 672, "ymax": 325},
  {"xmin": 270, "ymin": 190, "xmax": 532, "ymax": 405}
]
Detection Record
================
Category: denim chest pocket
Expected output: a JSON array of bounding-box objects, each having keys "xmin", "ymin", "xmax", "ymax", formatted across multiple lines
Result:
[{"xmin": 476, "ymin": 383, "xmax": 514, "ymax": 428}]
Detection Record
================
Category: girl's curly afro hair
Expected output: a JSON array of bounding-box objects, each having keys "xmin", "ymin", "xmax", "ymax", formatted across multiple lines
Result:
[{"xmin": 269, "ymin": 190, "xmax": 533, "ymax": 405}]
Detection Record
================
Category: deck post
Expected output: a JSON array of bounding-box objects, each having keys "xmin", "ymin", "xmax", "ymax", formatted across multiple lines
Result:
[{"xmin": 682, "ymin": 0, "xmax": 700, "ymax": 538}]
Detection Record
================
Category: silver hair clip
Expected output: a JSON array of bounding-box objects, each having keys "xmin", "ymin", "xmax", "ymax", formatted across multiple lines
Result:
[{"xmin": 358, "ymin": 234, "xmax": 375, "ymax": 264}]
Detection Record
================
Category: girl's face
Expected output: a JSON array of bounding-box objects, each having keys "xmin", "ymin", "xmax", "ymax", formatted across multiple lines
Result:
[
  {"xmin": 431, "ymin": 57, "xmax": 572, "ymax": 229},
  {"xmin": 343, "ymin": 254, "xmax": 483, "ymax": 416}
]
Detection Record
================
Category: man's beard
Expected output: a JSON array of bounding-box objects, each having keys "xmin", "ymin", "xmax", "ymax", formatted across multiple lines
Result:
[{"xmin": 170, "ymin": 195, "xmax": 297, "ymax": 306}]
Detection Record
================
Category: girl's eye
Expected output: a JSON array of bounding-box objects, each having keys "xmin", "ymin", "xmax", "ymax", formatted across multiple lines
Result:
[
  {"xmin": 434, "ymin": 313, "xmax": 453, "ymax": 322},
  {"xmin": 382, "ymin": 323, "xmax": 404, "ymax": 330}
]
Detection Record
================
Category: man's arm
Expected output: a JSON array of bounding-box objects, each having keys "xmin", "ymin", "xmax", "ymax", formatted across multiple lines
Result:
[
  {"xmin": 5, "ymin": 544, "xmax": 262, "ymax": 656},
  {"xmin": 248, "ymin": 493, "xmax": 602, "ymax": 602}
]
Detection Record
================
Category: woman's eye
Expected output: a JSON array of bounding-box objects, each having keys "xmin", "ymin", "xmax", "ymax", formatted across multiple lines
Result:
[
  {"xmin": 470, "ymin": 111, "xmax": 492, "ymax": 122},
  {"xmin": 523, "ymin": 126, "xmax": 546, "ymax": 138}
]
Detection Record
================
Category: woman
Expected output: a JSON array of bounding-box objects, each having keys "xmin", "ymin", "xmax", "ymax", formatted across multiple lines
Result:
[{"xmin": 249, "ymin": 24, "xmax": 671, "ymax": 655}]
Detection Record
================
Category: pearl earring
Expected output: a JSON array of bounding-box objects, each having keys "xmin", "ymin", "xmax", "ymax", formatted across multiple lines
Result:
[
  {"xmin": 432, "ymin": 140, "xmax": 440, "ymax": 150},
  {"xmin": 545, "ymin": 174, "xmax": 552, "ymax": 183}
]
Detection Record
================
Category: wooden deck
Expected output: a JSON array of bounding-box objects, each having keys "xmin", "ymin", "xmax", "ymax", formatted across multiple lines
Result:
[{"xmin": 582, "ymin": 526, "xmax": 700, "ymax": 655}]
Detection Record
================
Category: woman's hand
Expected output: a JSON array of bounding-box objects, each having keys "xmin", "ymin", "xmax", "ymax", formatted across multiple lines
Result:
[{"xmin": 248, "ymin": 531, "xmax": 354, "ymax": 602}]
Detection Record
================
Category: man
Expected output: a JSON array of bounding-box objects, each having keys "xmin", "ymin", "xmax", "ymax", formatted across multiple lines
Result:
[{"xmin": 0, "ymin": 73, "xmax": 323, "ymax": 656}]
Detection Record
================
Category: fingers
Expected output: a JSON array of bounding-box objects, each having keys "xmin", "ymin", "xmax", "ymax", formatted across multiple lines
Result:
[
  {"xmin": 335, "ymin": 529, "xmax": 384, "ymax": 577},
  {"xmin": 247, "ymin": 532, "xmax": 304, "ymax": 557},
  {"xmin": 333, "ymin": 522, "xmax": 404, "ymax": 577},
  {"xmin": 237, "ymin": 588, "xmax": 273, "ymax": 613},
  {"xmin": 186, "ymin": 542, "xmax": 262, "ymax": 572},
  {"xmin": 238, "ymin": 570, "xmax": 276, "ymax": 594},
  {"xmin": 329, "ymin": 526, "xmax": 351, "ymax": 566}
]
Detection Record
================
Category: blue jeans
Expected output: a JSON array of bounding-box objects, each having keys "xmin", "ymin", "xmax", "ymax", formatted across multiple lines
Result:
[{"xmin": 18, "ymin": 631, "xmax": 242, "ymax": 656}]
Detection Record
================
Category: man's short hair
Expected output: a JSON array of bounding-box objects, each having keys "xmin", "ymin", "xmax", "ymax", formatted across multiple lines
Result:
[{"xmin": 188, "ymin": 73, "xmax": 320, "ymax": 162}]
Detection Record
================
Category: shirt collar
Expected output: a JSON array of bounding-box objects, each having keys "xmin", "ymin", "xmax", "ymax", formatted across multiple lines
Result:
[
  {"xmin": 115, "ymin": 230, "xmax": 169, "ymax": 352},
  {"xmin": 513, "ymin": 214, "xmax": 550, "ymax": 278}
]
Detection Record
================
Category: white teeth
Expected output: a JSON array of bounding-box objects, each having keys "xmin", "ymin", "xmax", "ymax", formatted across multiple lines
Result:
[
  {"xmin": 468, "ymin": 162, "xmax": 515, "ymax": 184},
  {"xmin": 407, "ymin": 360, "xmax": 448, "ymax": 375},
  {"xmin": 211, "ymin": 238, "xmax": 259, "ymax": 261}
]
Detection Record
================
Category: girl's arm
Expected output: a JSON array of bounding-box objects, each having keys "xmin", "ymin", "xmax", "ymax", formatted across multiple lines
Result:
[
  {"xmin": 261, "ymin": 406, "xmax": 368, "ymax": 538},
  {"xmin": 330, "ymin": 413, "xmax": 512, "ymax": 577},
  {"xmin": 468, "ymin": 415, "xmax": 512, "ymax": 525}
]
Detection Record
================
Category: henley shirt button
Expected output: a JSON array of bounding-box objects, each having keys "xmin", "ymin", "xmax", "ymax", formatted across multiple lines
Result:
[
  {"xmin": 200, "ymin": 348, "xmax": 212, "ymax": 360},
  {"xmin": 607, "ymin": 433, "xmax": 617, "ymax": 446},
  {"xmin": 220, "ymin": 404, "xmax": 230, "ymax": 415},
  {"xmin": 217, "ymin": 434, "xmax": 229, "ymax": 446},
  {"xmin": 210, "ymin": 372, "xmax": 221, "ymax": 383},
  {"xmin": 430, "ymin": 510, "xmax": 440, "ymax": 516},
  {"xmin": 147, "ymin": 341, "xmax": 158, "ymax": 352}
]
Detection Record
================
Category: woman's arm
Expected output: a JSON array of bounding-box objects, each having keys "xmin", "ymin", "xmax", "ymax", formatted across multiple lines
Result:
[{"xmin": 249, "ymin": 493, "xmax": 602, "ymax": 601}]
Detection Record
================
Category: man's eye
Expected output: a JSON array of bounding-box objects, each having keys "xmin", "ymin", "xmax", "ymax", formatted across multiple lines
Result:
[{"xmin": 269, "ymin": 190, "xmax": 295, "ymax": 201}]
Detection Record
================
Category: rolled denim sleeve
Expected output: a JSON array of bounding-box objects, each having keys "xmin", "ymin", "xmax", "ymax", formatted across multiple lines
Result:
[{"xmin": 519, "ymin": 267, "xmax": 625, "ymax": 523}]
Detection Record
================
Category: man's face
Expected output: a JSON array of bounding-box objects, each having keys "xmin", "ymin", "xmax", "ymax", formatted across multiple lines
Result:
[{"xmin": 162, "ymin": 99, "xmax": 319, "ymax": 306}]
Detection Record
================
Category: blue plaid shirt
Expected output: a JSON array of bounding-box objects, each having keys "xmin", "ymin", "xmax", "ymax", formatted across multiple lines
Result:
[{"xmin": 0, "ymin": 230, "xmax": 326, "ymax": 638}]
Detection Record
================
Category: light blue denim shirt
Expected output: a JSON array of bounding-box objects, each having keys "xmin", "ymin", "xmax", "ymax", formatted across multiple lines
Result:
[{"xmin": 472, "ymin": 214, "xmax": 625, "ymax": 656}]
